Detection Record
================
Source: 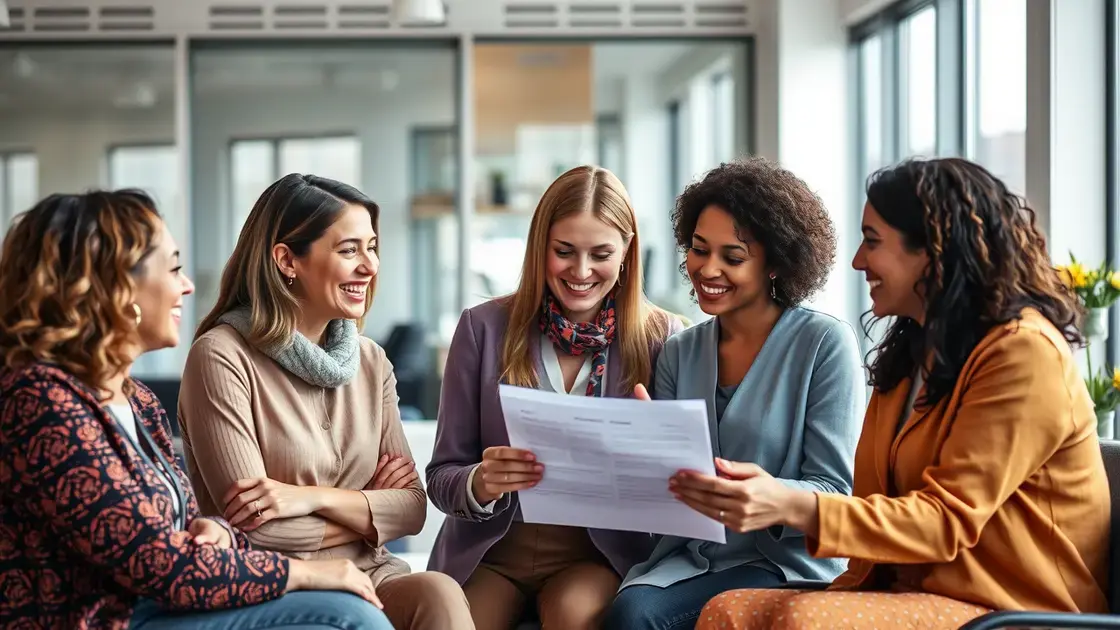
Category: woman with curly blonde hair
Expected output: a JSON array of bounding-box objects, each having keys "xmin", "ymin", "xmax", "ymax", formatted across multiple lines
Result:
[{"xmin": 0, "ymin": 190, "xmax": 391, "ymax": 629}]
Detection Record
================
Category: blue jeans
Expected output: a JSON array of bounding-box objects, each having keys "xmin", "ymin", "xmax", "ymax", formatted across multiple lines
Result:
[
  {"xmin": 130, "ymin": 591, "xmax": 393, "ymax": 630},
  {"xmin": 603, "ymin": 565, "xmax": 785, "ymax": 630}
]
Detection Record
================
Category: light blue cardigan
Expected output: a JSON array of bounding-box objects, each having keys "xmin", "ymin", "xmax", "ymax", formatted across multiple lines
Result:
[{"xmin": 621, "ymin": 307, "xmax": 865, "ymax": 589}]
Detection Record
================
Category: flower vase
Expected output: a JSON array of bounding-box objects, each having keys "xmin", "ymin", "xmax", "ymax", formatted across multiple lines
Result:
[
  {"xmin": 1084, "ymin": 307, "xmax": 1111, "ymax": 342},
  {"xmin": 1098, "ymin": 410, "xmax": 1116, "ymax": 440}
]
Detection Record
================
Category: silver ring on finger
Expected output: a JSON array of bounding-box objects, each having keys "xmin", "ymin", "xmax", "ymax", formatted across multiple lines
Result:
[{"xmin": 254, "ymin": 500, "xmax": 263, "ymax": 518}]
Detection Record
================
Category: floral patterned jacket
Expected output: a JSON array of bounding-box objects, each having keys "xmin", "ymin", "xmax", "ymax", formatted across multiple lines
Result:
[{"xmin": 0, "ymin": 362, "xmax": 290, "ymax": 629}]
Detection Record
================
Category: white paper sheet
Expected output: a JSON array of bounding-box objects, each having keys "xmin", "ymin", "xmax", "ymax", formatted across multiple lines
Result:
[{"xmin": 498, "ymin": 384, "xmax": 726, "ymax": 544}]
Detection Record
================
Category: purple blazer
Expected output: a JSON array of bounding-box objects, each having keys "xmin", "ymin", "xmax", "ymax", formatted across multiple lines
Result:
[{"xmin": 425, "ymin": 297, "xmax": 683, "ymax": 585}]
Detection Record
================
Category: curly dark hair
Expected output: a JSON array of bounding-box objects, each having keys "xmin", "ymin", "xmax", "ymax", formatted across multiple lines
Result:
[
  {"xmin": 0, "ymin": 190, "xmax": 163, "ymax": 395},
  {"xmin": 864, "ymin": 158, "xmax": 1082, "ymax": 406},
  {"xmin": 672, "ymin": 157, "xmax": 837, "ymax": 307}
]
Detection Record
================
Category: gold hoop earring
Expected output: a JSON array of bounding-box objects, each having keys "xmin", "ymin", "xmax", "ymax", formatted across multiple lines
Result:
[
  {"xmin": 132, "ymin": 304, "xmax": 142, "ymax": 326},
  {"xmin": 617, "ymin": 263, "xmax": 626, "ymax": 287}
]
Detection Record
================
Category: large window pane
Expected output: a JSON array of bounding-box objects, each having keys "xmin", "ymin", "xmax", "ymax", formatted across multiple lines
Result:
[
  {"xmin": 6, "ymin": 153, "xmax": 38, "ymax": 219},
  {"xmin": 903, "ymin": 6, "xmax": 937, "ymax": 156},
  {"xmin": 0, "ymin": 152, "xmax": 39, "ymax": 239},
  {"xmin": 229, "ymin": 140, "xmax": 275, "ymax": 243},
  {"xmin": 972, "ymin": 0, "xmax": 1026, "ymax": 193},
  {"xmin": 280, "ymin": 136, "xmax": 360, "ymax": 183},
  {"xmin": 0, "ymin": 45, "xmax": 177, "ymax": 376},
  {"xmin": 109, "ymin": 145, "xmax": 179, "ymax": 213},
  {"xmin": 859, "ymin": 35, "xmax": 885, "ymax": 176}
]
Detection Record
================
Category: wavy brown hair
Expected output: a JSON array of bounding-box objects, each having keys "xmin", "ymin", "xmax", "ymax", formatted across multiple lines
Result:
[
  {"xmin": 195, "ymin": 173, "xmax": 380, "ymax": 347},
  {"xmin": 863, "ymin": 158, "xmax": 1083, "ymax": 406},
  {"xmin": 500, "ymin": 165, "xmax": 671, "ymax": 393},
  {"xmin": 0, "ymin": 190, "xmax": 163, "ymax": 395}
]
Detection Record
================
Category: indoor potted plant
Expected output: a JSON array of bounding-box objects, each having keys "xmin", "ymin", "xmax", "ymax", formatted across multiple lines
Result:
[
  {"xmin": 1087, "ymin": 367, "xmax": 1120, "ymax": 439},
  {"xmin": 1056, "ymin": 255, "xmax": 1120, "ymax": 438},
  {"xmin": 1056, "ymin": 255, "xmax": 1120, "ymax": 340}
]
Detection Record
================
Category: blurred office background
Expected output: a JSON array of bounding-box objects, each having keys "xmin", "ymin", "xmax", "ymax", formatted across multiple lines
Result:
[{"xmin": 1, "ymin": 0, "xmax": 1117, "ymax": 566}]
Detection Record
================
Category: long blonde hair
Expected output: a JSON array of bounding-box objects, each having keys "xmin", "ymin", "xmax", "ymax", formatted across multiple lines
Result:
[
  {"xmin": 195, "ymin": 173, "xmax": 380, "ymax": 346},
  {"xmin": 500, "ymin": 165, "xmax": 670, "ymax": 393}
]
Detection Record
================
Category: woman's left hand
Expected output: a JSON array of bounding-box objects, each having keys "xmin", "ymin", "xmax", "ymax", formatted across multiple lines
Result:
[
  {"xmin": 670, "ymin": 458, "xmax": 811, "ymax": 534},
  {"xmin": 223, "ymin": 477, "xmax": 320, "ymax": 530},
  {"xmin": 188, "ymin": 517, "xmax": 233, "ymax": 548}
]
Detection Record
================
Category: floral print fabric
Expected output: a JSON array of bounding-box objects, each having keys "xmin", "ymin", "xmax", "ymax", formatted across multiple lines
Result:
[{"xmin": 0, "ymin": 363, "xmax": 289, "ymax": 629}]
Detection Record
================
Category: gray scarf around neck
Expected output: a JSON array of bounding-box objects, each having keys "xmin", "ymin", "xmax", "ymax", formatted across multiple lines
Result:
[{"xmin": 218, "ymin": 307, "xmax": 360, "ymax": 388}]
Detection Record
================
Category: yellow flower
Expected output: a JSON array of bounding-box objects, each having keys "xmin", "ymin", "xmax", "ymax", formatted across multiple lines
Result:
[
  {"xmin": 1066, "ymin": 262, "xmax": 1089, "ymax": 288},
  {"xmin": 1114, "ymin": 367, "xmax": 1120, "ymax": 392},
  {"xmin": 1111, "ymin": 272, "xmax": 1120, "ymax": 291}
]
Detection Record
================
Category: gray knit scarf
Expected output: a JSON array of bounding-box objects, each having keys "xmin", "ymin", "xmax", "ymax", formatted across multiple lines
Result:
[{"xmin": 218, "ymin": 308, "xmax": 360, "ymax": 388}]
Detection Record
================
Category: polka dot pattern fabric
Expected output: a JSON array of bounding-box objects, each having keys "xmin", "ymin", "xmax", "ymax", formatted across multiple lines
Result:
[{"xmin": 695, "ymin": 588, "xmax": 991, "ymax": 630}]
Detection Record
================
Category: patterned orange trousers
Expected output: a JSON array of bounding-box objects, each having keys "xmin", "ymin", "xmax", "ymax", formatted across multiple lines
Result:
[{"xmin": 695, "ymin": 588, "xmax": 991, "ymax": 630}]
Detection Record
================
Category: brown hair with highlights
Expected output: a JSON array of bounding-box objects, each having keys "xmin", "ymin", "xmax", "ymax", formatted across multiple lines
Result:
[
  {"xmin": 195, "ymin": 173, "xmax": 380, "ymax": 348},
  {"xmin": 0, "ymin": 190, "xmax": 163, "ymax": 394}
]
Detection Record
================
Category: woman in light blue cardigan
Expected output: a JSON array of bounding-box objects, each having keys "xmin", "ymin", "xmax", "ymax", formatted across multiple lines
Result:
[{"xmin": 604, "ymin": 158, "xmax": 865, "ymax": 630}]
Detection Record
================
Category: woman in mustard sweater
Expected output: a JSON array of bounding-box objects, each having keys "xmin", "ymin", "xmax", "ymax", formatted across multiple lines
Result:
[{"xmin": 694, "ymin": 158, "xmax": 1110, "ymax": 629}]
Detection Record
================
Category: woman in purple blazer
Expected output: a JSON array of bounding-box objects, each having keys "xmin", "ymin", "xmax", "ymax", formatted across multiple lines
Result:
[{"xmin": 426, "ymin": 165, "xmax": 684, "ymax": 629}]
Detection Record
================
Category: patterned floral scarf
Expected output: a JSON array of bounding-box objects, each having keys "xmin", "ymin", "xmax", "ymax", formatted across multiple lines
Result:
[{"xmin": 539, "ymin": 291, "xmax": 617, "ymax": 397}]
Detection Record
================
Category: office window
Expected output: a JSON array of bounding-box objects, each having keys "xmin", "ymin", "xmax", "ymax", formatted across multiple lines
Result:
[
  {"xmin": 850, "ymin": 0, "xmax": 968, "ymax": 341},
  {"xmin": 711, "ymin": 71, "xmax": 735, "ymax": 164},
  {"xmin": 229, "ymin": 135, "xmax": 360, "ymax": 243},
  {"xmin": 109, "ymin": 144, "xmax": 179, "ymax": 213},
  {"xmin": 859, "ymin": 35, "xmax": 885, "ymax": 177},
  {"xmin": 902, "ymin": 6, "xmax": 938, "ymax": 157},
  {"xmin": 968, "ymin": 0, "xmax": 1027, "ymax": 193},
  {"xmin": 0, "ymin": 152, "xmax": 38, "ymax": 237}
]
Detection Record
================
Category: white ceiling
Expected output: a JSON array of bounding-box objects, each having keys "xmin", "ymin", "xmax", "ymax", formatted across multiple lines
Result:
[{"xmin": 0, "ymin": 42, "xmax": 705, "ymax": 118}]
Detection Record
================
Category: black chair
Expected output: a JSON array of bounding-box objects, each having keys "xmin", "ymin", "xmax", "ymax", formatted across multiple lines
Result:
[
  {"xmin": 144, "ymin": 379, "xmax": 182, "ymax": 437},
  {"xmin": 382, "ymin": 323, "xmax": 434, "ymax": 418},
  {"xmin": 958, "ymin": 440, "xmax": 1120, "ymax": 629}
]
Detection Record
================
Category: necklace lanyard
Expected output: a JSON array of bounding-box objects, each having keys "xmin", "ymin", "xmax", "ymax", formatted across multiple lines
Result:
[{"xmin": 106, "ymin": 406, "xmax": 186, "ymax": 530}]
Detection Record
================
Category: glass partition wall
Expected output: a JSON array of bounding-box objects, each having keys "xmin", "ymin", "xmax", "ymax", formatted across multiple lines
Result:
[{"xmin": 0, "ymin": 37, "xmax": 751, "ymax": 384}]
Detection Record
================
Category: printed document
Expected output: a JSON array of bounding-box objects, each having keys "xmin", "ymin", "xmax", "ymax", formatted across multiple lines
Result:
[{"xmin": 498, "ymin": 384, "xmax": 726, "ymax": 544}]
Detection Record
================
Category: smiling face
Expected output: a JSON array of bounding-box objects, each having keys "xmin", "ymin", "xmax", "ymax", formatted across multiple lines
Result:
[
  {"xmin": 280, "ymin": 204, "xmax": 378, "ymax": 328},
  {"xmin": 684, "ymin": 205, "xmax": 772, "ymax": 317},
  {"xmin": 133, "ymin": 222, "xmax": 195, "ymax": 352},
  {"xmin": 852, "ymin": 201, "xmax": 929, "ymax": 322},
  {"xmin": 545, "ymin": 210, "xmax": 629, "ymax": 322}
]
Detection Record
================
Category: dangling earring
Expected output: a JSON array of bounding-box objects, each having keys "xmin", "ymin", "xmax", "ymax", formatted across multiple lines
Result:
[
  {"xmin": 288, "ymin": 275, "xmax": 295, "ymax": 287},
  {"xmin": 132, "ymin": 304, "xmax": 142, "ymax": 326},
  {"xmin": 769, "ymin": 273, "xmax": 777, "ymax": 300}
]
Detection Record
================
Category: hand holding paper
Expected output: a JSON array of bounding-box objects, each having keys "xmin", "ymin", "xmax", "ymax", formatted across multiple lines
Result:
[
  {"xmin": 473, "ymin": 446, "xmax": 543, "ymax": 504},
  {"xmin": 498, "ymin": 384, "xmax": 726, "ymax": 543}
]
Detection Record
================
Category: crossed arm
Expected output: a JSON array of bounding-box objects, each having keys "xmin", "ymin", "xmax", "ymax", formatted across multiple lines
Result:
[{"xmin": 180, "ymin": 338, "xmax": 425, "ymax": 553}]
